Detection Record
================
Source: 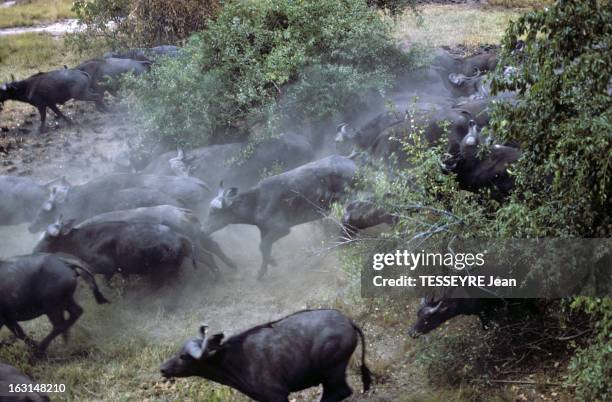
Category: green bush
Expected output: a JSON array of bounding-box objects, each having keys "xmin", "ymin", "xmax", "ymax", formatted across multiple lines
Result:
[
  {"xmin": 415, "ymin": 334, "xmax": 492, "ymax": 388},
  {"xmin": 125, "ymin": 0, "xmax": 417, "ymax": 148},
  {"xmin": 489, "ymin": 0, "xmax": 611, "ymax": 238},
  {"xmin": 566, "ymin": 297, "xmax": 612, "ymax": 401},
  {"xmin": 342, "ymin": 1, "xmax": 610, "ymax": 395}
]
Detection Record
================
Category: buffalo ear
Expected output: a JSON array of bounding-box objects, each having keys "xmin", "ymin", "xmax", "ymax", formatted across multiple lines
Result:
[
  {"xmin": 224, "ymin": 187, "xmax": 239, "ymax": 199},
  {"xmin": 185, "ymin": 339, "xmax": 204, "ymax": 360},
  {"xmin": 42, "ymin": 200, "xmax": 54, "ymax": 212},
  {"xmin": 46, "ymin": 224, "xmax": 60, "ymax": 237},
  {"xmin": 61, "ymin": 219, "xmax": 76, "ymax": 235},
  {"xmin": 198, "ymin": 324, "xmax": 208, "ymax": 339},
  {"xmin": 208, "ymin": 333, "xmax": 224, "ymax": 349}
]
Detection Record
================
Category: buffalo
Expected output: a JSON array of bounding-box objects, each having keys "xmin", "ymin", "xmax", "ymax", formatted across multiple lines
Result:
[
  {"xmin": 444, "ymin": 121, "xmax": 520, "ymax": 198},
  {"xmin": 369, "ymin": 107, "xmax": 473, "ymax": 167},
  {"xmin": 451, "ymin": 98, "xmax": 491, "ymax": 127},
  {"xmin": 433, "ymin": 49, "xmax": 498, "ymax": 76},
  {"xmin": 33, "ymin": 220, "xmax": 198, "ymax": 285},
  {"xmin": 408, "ymin": 297, "xmax": 500, "ymax": 337},
  {"xmin": 76, "ymin": 205, "xmax": 237, "ymax": 275},
  {"xmin": 0, "ymin": 69, "xmax": 104, "ymax": 132},
  {"xmin": 0, "ymin": 363, "xmax": 50, "ymax": 402},
  {"xmin": 204, "ymin": 155, "xmax": 357, "ymax": 278},
  {"xmin": 141, "ymin": 133, "xmax": 314, "ymax": 189},
  {"xmin": 0, "ymin": 253, "xmax": 108, "ymax": 354},
  {"xmin": 408, "ymin": 297, "xmax": 540, "ymax": 338},
  {"xmin": 28, "ymin": 186, "xmax": 182, "ymax": 234},
  {"xmin": 103, "ymin": 45, "xmax": 181, "ymax": 61},
  {"xmin": 446, "ymin": 72, "xmax": 490, "ymax": 99},
  {"xmin": 0, "ymin": 176, "xmax": 59, "ymax": 226},
  {"xmin": 160, "ymin": 309, "xmax": 371, "ymax": 402},
  {"xmin": 341, "ymin": 199, "xmax": 397, "ymax": 237},
  {"xmin": 335, "ymin": 111, "xmax": 405, "ymax": 153},
  {"xmin": 77, "ymin": 173, "xmax": 211, "ymax": 212},
  {"xmin": 75, "ymin": 58, "xmax": 150, "ymax": 97}
]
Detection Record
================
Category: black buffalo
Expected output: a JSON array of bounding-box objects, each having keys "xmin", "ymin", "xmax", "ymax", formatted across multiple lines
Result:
[
  {"xmin": 160, "ymin": 309, "xmax": 371, "ymax": 402},
  {"xmin": 446, "ymin": 72, "xmax": 490, "ymax": 99},
  {"xmin": 75, "ymin": 58, "xmax": 150, "ymax": 97},
  {"xmin": 141, "ymin": 133, "xmax": 314, "ymax": 189},
  {"xmin": 433, "ymin": 49, "xmax": 498, "ymax": 76},
  {"xmin": 451, "ymin": 98, "xmax": 491, "ymax": 127},
  {"xmin": 0, "ymin": 69, "xmax": 104, "ymax": 132},
  {"xmin": 369, "ymin": 107, "xmax": 473, "ymax": 167},
  {"xmin": 0, "ymin": 253, "xmax": 108, "ymax": 354},
  {"xmin": 341, "ymin": 199, "xmax": 397, "ymax": 237},
  {"xmin": 0, "ymin": 176, "xmax": 55, "ymax": 226},
  {"xmin": 28, "ymin": 186, "xmax": 182, "ymax": 234},
  {"xmin": 205, "ymin": 155, "xmax": 357, "ymax": 278},
  {"xmin": 335, "ymin": 111, "xmax": 405, "ymax": 153},
  {"xmin": 408, "ymin": 297, "xmax": 540, "ymax": 338},
  {"xmin": 76, "ymin": 205, "xmax": 237, "ymax": 275},
  {"xmin": 33, "ymin": 220, "xmax": 197, "ymax": 285},
  {"xmin": 0, "ymin": 363, "xmax": 49, "ymax": 402},
  {"xmin": 73, "ymin": 173, "xmax": 211, "ymax": 212},
  {"xmin": 445, "ymin": 122, "xmax": 520, "ymax": 198},
  {"xmin": 103, "ymin": 45, "xmax": 181, "ymax": 61}
]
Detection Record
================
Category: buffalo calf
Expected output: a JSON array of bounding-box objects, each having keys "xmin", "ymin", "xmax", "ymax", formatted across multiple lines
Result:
[
  {"xmin": 161, "ymin": 309, "xmax": 372, "ymax": 402},
  {"xmin": 0, "ymin": 253, "xmax": 108, "ymax": 354},
  {"xmin": 34, "ymin": 220, "xmax": 197, "ymax": 285}
]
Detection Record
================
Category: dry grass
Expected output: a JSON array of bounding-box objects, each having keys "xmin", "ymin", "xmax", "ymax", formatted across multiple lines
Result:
[
  {"xmin": 0, "ymin": 0, "xmax": 74, "ymax": 29},
  {"xmin": 393, "ymin": 4, "xmax": 520, "ymax": 48}
]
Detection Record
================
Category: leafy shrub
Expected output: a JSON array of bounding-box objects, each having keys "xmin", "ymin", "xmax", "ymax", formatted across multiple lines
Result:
[
  {"xmin": 125, "ymin": 0, "xmax": 417, "ymax": 148},
  {"xmin": 69, "ymin": 0, "xmax": 219, "ymax": 51},
  {"xmin": 489, "ymin": 0, "xmax": 611, "ymax": 238},
  {"xmin": 342, "ymin": 1, "xmax": 610, "ymax": 394},
  {"xmin": 566, "ymin": 297, "xmax": 612, "ymax": 401},
  {"xmin": 415, "ymin": 334, "xmax": 491, "ymax": 388}
]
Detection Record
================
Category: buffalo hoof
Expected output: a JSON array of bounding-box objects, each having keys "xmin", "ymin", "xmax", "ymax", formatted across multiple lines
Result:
[{"xmin": 256, "ymin": 269, "xmax": 267, "ymax": 281}]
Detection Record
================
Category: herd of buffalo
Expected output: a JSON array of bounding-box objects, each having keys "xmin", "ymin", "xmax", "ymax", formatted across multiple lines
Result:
[{"xmin": 0, "ymin": 43, "xmax": 533, "ymax": 401}]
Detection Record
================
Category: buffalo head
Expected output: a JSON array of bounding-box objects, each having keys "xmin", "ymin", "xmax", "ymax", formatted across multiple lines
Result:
[
  {"xmin": 335, "ymin": 123, "xmax": 356, "ymax": 143},
  {"xmin": 160, "ymin": 324, "xmax": 225, "ymax": 378},
  {"xmin": 204, "ymin": 181, "xmax": 240, "ymax": 234},
  {"xmin": 408, "ymin": 297, "xmax": 462, "ymax": 338},
  {"xmin": 28, "ymin": 177, "xmax": 72, "ymax": 233}
]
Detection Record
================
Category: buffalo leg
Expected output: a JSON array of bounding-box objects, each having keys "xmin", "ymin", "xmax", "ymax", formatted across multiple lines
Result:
[
  {"xmin": 201, "ymin": 237, "xmax": 237, "ymax": 270},
  {"xmin": 320, "ymin": 363, "xmax": 353, "ymax": 402},
  {"xmin": 5, "ymin": 321, "xmax": 37, "ymax": 348},
  {"xmin": 258, "ymin": 228, "xmax": 289, "ymax": 279},
  {"xmin": 48, "ymin": 104, "xmax": 73, "ymax": 126},
  {"xmin": 150, "ymin": 264, "xmax": 180, "ymax": 289},
  {"xmin": 37, "ymin": 105, "xmax": 47, "ymax": 133},
  {"xmin": 193, "ymin": 245, "xmax": 220, "ymax": 278},
  {"xmin": 38, "ymin": 301, "xmax": 83, "ymax": 354},
  {"xmin": 80, "ymin": 88, "xmax": 108, "ymax": 112}
]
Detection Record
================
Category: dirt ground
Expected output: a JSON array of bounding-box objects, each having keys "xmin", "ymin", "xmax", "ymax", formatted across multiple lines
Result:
[
  {"xmin": 0, "ymin": 101, "xmax": 424, "ymax": 401},
  {"xmin": 0, "ymin": 99, "xmax": 572, "ymax": 402}
]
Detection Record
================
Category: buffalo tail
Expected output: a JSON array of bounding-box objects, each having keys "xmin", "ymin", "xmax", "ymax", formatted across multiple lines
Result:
[
  {"xmin": 56, "ymin": 253, "xmax": 110, "ymax": 304},
  {"xmin": 353, "ymin": 322, "xmax": 372, "ymax": 392}
]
